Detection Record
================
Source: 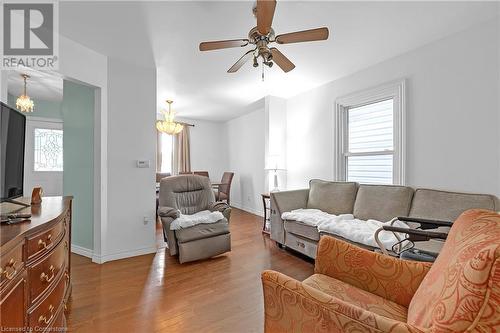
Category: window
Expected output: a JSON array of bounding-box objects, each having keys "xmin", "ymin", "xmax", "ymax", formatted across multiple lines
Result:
[
  {"xmin": 335, "ymin": 80, "xmax": 406, "ymax": 185},
  {"xmin": 159, "ymin": 133, "xmax": 173, "ymax": 173},
  {"xmin": 34, "ymin": 128, "xmax": 63, "ymax": 171}
]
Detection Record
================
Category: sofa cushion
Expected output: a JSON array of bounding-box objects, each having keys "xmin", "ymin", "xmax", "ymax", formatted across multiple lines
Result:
[
  {"xmin": 175, "ymin": 219, "xmax": 229, "ymax": 243},
  {"xmin": 409, "ymin": 188, "xmax": 499, "ymax": 221},
  {"xmin": 353, "ymin": 185, "xmax": 414, "ymax": 222},
  {"xmin": 303, "ymin": 274, "xmax": 408, "ymax": 322},
  {"xmin": 407, "ymin": 210, "xmax": 500, "ymax": 331},
  {"xmin": 284, "ymin": 220, "xmax": 320, "ymax": 241},
  {"xmin": 307, "ymin": 180, "xmax": 358, "ymax": 215}
]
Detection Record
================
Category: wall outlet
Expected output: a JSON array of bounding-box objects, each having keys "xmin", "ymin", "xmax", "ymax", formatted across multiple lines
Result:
[
  {"xmin": 247, "ymin": 195, "xmax": 251, "ymax": 202},
  {"xmin": 143, "ymin": 216, "xmax": 152, "ymax": 225}
]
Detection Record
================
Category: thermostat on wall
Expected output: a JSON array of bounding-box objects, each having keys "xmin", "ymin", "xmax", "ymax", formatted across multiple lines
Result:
[{"xmin": 136, "ymin": 160, "xmax": 150, "ymax": 168}]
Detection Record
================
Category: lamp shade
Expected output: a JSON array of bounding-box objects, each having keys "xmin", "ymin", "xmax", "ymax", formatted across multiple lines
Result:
[{"xmin": 265, "ymin": 154, "xmax": 286, "ymax": 171}]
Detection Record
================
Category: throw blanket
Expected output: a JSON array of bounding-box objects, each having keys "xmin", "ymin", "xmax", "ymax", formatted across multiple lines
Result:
[
  {"xmin": 282, "ymin": 209, "xmax": 408, "ymax": 250},
  {"xmin": 281, "ymin": 209, "xmax": 354, "ymax": 227},
  {"xmin": 318, "ymin": 218, "xmax": 409, "ymax": 250},
  {"xmin": 170, "ymin": 210, "xmax": 224, "ymax": 230}
]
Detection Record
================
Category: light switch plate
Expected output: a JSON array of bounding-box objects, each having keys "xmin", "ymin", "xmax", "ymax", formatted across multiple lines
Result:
[{"xmin": 136, "ymin": 160, "xmax": 150, "ymax": 168}]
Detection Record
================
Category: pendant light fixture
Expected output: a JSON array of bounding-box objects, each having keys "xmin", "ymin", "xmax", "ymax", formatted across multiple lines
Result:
[
  {"xmin": 16, "ymin": 74, "xmax": 35, "ymax": 113},
  {"xmin": 156, "ymin": 100, "xmax": 184, "ymax": 135}
]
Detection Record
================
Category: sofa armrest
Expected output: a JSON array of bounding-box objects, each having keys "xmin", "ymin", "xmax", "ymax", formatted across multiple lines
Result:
[
  {"xmin": 208, "ymin": 201, "xmax": 232, "ymax": 222},
  {"xmin": 270, "ymin": 189, "xmax": 309, "ymax": 244},
  {"xmin": 157, "ymin": 206, "xmax": 180, "ymax": 219},
  {"xmin": 271, "ymin": 189, "xmax": 309, "ymax": 215},
  {"xmin": 315, "ymin": 235, "xmax": 432, "ymax": 307},
  {"xmin": 261, "ymin": 270, "xmax": 412, "ymax": 333},
  {"xmin": 157, "ymin": 206, "xmax": 180, "ymax": 256}
]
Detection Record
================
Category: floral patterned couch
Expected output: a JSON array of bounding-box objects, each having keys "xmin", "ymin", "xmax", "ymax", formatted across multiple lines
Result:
[{"xmin": 262, "ymin": 209, "xmax": 500, "ymax": 332}]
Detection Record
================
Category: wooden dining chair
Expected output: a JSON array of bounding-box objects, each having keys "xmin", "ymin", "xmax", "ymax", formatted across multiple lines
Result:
[
  {"xmin": 156, "ymin": 172, "xmax": 171, "ymax": 183},
  {"xmin": 193, "ymin": 171, "xmax": 210, "ymax": 178},
  {"xmin": 214, "ymin": 172, "xmax": 234, "ymax": 205}
]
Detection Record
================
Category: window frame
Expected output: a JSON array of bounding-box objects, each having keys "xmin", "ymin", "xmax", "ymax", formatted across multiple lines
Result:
[
  {"xmin": 334, "ymin": 79, "xmax": 406, "ymax": 185},
  {"xmin": 33, "ymin": 127, "xmax": 64, "ymax": 172}
]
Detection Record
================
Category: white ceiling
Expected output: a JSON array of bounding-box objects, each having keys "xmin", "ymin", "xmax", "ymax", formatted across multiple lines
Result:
[
  {"xmin": 7, "ymin": 68, "xmax": 63, "ymax": 102},
  {"xmin": 59, "ymin": 1, "xmax": 498, "ymax": 121}
]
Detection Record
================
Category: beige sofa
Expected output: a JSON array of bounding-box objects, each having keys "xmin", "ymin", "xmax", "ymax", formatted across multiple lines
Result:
[{"xmin": 270, "ymin": 179, "xmax": 499, "ymax": 258}]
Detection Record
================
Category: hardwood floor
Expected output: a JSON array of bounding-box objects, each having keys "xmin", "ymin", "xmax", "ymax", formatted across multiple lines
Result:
[{"xmin": 67, "ymin": 208, "xmax": 314, "ymax": 333}]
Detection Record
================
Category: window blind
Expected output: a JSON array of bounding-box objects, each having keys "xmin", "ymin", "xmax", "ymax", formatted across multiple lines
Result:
[{"xmin": 346, "ymin": 99, "xmax": 394, "ymax": 184}]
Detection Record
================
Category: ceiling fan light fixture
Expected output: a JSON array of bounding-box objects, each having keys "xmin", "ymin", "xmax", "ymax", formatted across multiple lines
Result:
[
  {"xmin": 253, "ymin": 57, "xmax": 259, "ymax": 68},
  {"xmin": 16, "ymin": 74, "xmax": 34, "ymax": 113},
  {"xmin": 199, "ymin": 0, "xmax": 329, "ymax": 76}
]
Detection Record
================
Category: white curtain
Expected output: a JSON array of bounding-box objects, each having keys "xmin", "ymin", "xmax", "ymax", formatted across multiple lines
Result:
[{"xmin": 173, "ymin": 126, "xmax": 191, "ymax": 174}]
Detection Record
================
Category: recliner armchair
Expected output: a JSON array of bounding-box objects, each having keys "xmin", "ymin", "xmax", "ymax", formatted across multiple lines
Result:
[
  {"xmin": 262, "ymin": 209, "xmax": 500, "ymax": 332},
  {"xmin": 157, "ymin": 175, "xmax": 231, "ymax": 263}
]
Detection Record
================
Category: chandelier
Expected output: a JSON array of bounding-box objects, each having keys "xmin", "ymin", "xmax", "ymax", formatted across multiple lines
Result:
[
  {"xmin": 156, "ymin": 100, "xmax": 184, "ymax": 135},
  {"xmin": 16, "ymin": 74, "xmax": 35, "ymax": 113}
]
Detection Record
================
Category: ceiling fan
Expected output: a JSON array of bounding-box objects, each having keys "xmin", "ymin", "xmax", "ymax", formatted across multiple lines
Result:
[{"xmin": 199, "ymin": 0, "xmax": 329, "ymax": 74}]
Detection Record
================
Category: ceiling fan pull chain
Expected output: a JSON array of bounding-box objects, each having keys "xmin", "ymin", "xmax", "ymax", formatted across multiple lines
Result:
[{"xmin": 262, "ymin": 63, "xmax": 265, "ymax": 82}]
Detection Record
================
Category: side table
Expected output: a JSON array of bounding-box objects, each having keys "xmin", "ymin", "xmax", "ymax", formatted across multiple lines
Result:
[{"xmin": 261, "ymin": 193, "xmax": 271, "ymax": 234}]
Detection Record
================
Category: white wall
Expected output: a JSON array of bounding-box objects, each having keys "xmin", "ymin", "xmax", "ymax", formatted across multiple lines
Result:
[
  {"xmin": 177, "ymin": 117, "xmax": 228, "ymax": 181},
  {"xmin": 105, "ymin": 58, "xmax": 157, "ymax": 261},
  {"xmin": 225, "ymin": 108, "xmax": 266, "ymax": 216},
  {"xmin": 286, "ymin": 19, "xmax": 500, "ymax": 196}
]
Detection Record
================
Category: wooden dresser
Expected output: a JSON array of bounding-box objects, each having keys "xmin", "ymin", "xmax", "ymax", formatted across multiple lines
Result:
[{"xmin": 0, "ymin": 196, "xmax": 72, "ymax": 332}]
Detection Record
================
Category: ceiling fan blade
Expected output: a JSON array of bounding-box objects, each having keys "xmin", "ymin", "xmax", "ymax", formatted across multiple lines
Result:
[
  {"xmin": 256, "ymin": 0, "xmax": 276, "ymax": 35},
  {"xmin": 228, "ymin": 50, "xmax": 254, "ymax": 73},
  {"xmin": 199, "ymin": 39, "xmax": 249, "ymax": 51},
  {"xmin": 270, "ymin": 48, "xmax": 295, "ymax": 73},
  {"xmin": 275, "ymin": 27, "xmax": 329, "ymax": 44}
]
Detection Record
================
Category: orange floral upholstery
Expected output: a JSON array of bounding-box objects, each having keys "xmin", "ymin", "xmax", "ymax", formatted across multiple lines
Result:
[
  {"xmin": 303, "ymin": 274, "xmax": 408, "ymax": 322},
  {"xmin": 262, "ymin": 209, "xmax": 500, "ymax": 333},
  {"xmin": 262, "ymin": 270, "xmax": 417, "ymax": 333},
  {"xmin": 407, "ymin": 209, "xmax": 500, "ymax": 332},
  {"xmin": 315, "ymin": 235, "xmax": 431, "ymax": 307}
]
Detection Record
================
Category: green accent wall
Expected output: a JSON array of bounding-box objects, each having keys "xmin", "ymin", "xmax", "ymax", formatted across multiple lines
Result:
[
  {"xmin": 62, "ymin": 80, "xmax": 94, "ymax": 250},
  {"xmin": 7, "ymin": 93, "xmax": 62, "ymax": 119}
]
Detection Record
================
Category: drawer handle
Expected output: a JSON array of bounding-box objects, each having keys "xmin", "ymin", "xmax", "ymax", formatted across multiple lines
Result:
[
  {"xmin": 38, "ymin": 234, "xmax": 52, "ymax": 249},
  {"xmin": 64, "ymin": 270, "xmax": 70, "ymax": 281},
  {"xmin": 0, "ymin": 258, "xmax": 17, "ymax": 280},
  {"xmin": 38, "ymin": 304, "xmax": 54, "ymax": 324},
  {"xmin": 64, "ymin": 241, "xmax": 68, "ymax": 250},
  {"xmin": 40, "ymin": 265, "xmax": 55, "ymax": 283},
  {"xmin": 296, "ymin": 241, "xmax": 305, "ymax": 248}
]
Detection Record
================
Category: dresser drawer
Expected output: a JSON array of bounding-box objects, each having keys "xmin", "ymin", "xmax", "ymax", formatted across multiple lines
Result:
[
  {"xmin": 28, "ymin": 273, "xmax": 65, "ymax": 330},
  {"xmin": 27, "ymin": 218, "xmax": 65, "ymax": 260},
  {"xmin": 1, "ymin": 273, "xmax": 26, "ymax": 329},
  {"xmin": 44, "ymin": 302, "xmax": 65, "ymax": 333},
  {"xmin": 28, "ymin": 238, "xmax": 67, "ymax": 305},
  {"xmin": 0, "ymin": 241, "xmax": 24, "ymax": 287}
]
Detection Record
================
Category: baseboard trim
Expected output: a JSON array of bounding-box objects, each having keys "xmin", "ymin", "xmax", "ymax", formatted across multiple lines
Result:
[
  {"xmin": 71, "ymin": 244, "xmax": 93, "ymax": 258},
  {"xmin": 231, "ymin": 201, "xmax": 264, "ymax": 217},
  {"xmin": 92, "ymin": 246, "xmax": 158, "ymax": 264}
]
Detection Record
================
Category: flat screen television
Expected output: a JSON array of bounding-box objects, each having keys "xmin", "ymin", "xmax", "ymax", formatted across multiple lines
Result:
[{"xmin": 1, "ymin": 101, "xmax": 26, "ymax": 202}]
